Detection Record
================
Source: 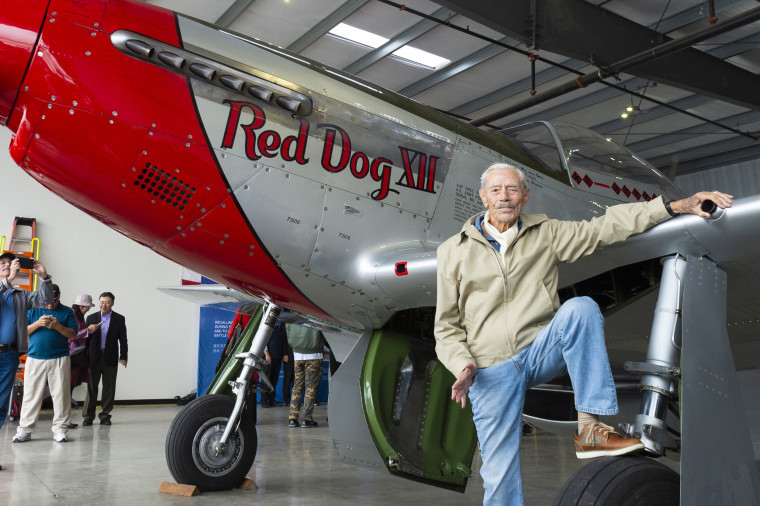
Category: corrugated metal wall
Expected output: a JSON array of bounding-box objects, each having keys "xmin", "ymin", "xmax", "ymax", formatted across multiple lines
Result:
[{"xmin": 675, "ymin": 159, "xmax": 760, "ymax": 199}]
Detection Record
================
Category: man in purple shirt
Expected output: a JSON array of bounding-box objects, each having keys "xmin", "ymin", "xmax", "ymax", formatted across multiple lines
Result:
[{"xmin": 82, "ymin": 292, "xmax": 128, "ymax": 426}]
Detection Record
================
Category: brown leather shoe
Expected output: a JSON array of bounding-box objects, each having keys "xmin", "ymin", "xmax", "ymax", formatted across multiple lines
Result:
[{"xmin": 574, "ymin": 421, "xmax": 644, "ymax": 459}]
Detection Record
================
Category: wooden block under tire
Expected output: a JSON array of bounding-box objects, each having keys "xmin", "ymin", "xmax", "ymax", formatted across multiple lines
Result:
[
  {"xmin": 158, "ymin": 482, "xmax": 200, "ymax": 496},
  {"xmin": 238, "ymin": 477, "xmax": 258, "ymax": 490}
]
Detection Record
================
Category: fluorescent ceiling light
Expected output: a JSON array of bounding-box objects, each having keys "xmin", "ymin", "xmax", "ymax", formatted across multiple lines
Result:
[
  {"xmin": 393, "ymin": 45, "xmax": 450, "ymax": 70},
  {"xmin": 329, "ymin": 23, "xmax": 387, "ymax": 49},
  {"xmin": 328, "ymin": 22, "xmax": 450, "ymax": 70}
]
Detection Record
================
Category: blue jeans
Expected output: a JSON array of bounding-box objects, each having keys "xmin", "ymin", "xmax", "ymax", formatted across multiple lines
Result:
[
  {"xmin": 468, "ymin": 297, "xmax": 618, "ymax": 506},
  {"xmin": 0, "ymin": 349, "xmax": 20, "ymax": 430}
]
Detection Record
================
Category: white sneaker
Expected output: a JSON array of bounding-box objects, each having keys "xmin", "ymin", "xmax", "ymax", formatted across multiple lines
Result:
[
  {"xmin": 53, "ymin": 432, "xmax": 68, "ymax": 443},
  {"xmin": 12, "ymin": 431, "xmax": 30, "ymax": 443}
]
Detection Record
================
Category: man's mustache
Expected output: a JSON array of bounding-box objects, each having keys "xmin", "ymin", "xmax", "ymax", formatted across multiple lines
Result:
[{"xmin": 495, "ymin": 202, "xmax": 516, "ymax": 210}]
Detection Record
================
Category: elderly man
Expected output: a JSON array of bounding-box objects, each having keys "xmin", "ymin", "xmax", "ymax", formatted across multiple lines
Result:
[
  {"xmin": 434, "ymin": 163, "xmax": 733, "ymax": 505},
  {"xmin": 0, "ymin": 253, "xmax": 54, "ymax": 438}
]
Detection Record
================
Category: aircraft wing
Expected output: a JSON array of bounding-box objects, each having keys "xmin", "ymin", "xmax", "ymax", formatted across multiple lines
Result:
[
  {"xmin": 559, "ymin": 194, "xmax": 760, "ymax": 371},
  {"xmin": 157, "ymin": 284, "xmax": 264, "ymax": 310}
]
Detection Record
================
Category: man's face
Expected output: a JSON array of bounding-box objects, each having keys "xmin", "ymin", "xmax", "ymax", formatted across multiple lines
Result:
[
  {"xmin": 46, "ymin": 294, "xmax": 60, "ymax": 310},
  {"xmin": 99, "ymin": 296, "xmax": 114, "ymax": 315},
  {"xmin": 479, "ymin": 168, "xmax": 530, "ymax": 231},
  {"xmin": 0, "ymin": 258, "xmax": 10, "ymax": 279}
]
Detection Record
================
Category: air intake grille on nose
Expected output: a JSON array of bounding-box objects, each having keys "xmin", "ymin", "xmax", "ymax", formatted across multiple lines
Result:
[{"xmin": 133, "ymin": 163, "xmax": 195, "ymax": 210}]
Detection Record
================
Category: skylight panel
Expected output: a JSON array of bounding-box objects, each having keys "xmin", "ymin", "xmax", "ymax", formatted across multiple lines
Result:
[
  {"xmin": 392, "ymin": 45, "xmax": 450, "ymax": 70},
  {"xmin": 329, "ymin": 23, "xmax": 387, "ymax": 49},
  {"xmin": 328, "ymin": 22, "xmax": 450, "ymax": 70}
]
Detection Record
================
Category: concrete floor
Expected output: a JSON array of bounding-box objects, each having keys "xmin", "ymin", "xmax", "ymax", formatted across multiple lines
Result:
[{"xmin": 0, "ymin": 402, "xmax": 604, "ymax": 505}]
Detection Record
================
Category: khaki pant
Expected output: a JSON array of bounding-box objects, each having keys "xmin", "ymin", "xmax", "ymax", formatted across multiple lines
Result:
[
  {"xmin": 18, "ymin": 356, "xmax": 71, "ymax": 435},
  {"xmin": 289, "ymin": 359, "xmax": 321, "ymax": 421}
]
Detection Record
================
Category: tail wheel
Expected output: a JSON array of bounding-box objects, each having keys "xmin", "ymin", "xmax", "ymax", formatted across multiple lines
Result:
[
  {"xmin": 552, "ymin": 456, "xmax": 679, "ymax": 506},
  {"xmin": 165, "ymin": 394, "xmax": 257, "ymax": 491}
]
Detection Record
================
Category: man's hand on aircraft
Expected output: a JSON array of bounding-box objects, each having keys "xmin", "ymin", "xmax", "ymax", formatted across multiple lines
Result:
[
  {"xmin": 451, "ymin": 363, "xmax": 477, "ymax": 408},
  {"xmin": 672, "ymin": 190, "xmax": 734, "ymax": 218}
]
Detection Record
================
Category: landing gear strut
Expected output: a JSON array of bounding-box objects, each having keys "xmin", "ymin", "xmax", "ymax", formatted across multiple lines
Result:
[
  {"xmin": 165, "ymin": 303, "xmax": 281, "ymax": 491},
  {"xmin": 555, "ymin": 256, "xmax": 685, "ymax": 505},
  {"xmin": 555, "ymin": 254, "xmax": 760, "ymax": 503}
]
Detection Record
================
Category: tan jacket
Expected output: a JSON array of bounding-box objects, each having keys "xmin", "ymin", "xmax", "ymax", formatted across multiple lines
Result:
[{"xmin": 434, "ymin": 197, "xmax": 671, "ymax": 377}]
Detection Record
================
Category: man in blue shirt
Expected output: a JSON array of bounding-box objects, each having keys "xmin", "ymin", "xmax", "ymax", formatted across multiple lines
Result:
[
  {"xmin": 13, "ymin": 284, "xmax": 77, "ymax": 443},
  {"xmin": 0, "ymin": 252, "xmax": 54, "ymax": 443}
]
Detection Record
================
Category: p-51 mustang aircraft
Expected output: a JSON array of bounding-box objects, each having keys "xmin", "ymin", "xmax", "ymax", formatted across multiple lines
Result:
[{"xmin": 1, "ymin": 0, "xmax": 758, "ymax": 503}]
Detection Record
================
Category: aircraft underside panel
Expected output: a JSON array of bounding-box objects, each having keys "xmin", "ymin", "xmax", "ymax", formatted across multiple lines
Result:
[
  {"xmin": 680, "ymin": 257, "xmax": 760, "ymax": 504},
  {"xmin": 360, "ymin": 329, "xmax": 477, "ymax": 492},
  {"xmin": 328, "ymin": 328, "xmax": 386, "ymax": 471}
]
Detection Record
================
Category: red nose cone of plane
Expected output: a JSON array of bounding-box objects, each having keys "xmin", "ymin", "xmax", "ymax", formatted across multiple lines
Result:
[{"xmin": 0, "ymin": 0, "xmax": 48, "ymax": 126}]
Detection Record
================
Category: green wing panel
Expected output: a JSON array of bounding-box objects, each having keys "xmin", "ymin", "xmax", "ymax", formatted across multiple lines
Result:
[{"xmin": 361, "ymin": 329, "xmax": 477, "ymax": 492}]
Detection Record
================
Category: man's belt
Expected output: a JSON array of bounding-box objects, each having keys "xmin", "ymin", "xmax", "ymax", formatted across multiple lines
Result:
[{"xmin": 0, "ymin": 343, "xmax": 17, "ymax": 352}]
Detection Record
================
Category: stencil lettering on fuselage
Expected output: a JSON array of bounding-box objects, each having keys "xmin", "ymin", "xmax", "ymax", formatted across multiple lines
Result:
[
  {"xmin": 218, "ymin": 99, "xmax": 445, "ymax": 203},
  {"xmin": 194, "ymin": 88, "xmax": 451, "ymax": 218}
]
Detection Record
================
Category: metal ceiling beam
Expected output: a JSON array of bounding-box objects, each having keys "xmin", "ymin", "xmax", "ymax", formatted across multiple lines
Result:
[
  {"xmin": 703, "ymin": 32, "xmax": 760, "ymax": 59},
  {"xmin": 432, "ymin": 0, "xmax": 760, "ymax": 112},
  {"xmin": 591, "ymin": 95, "xmax": 711, "ymax": 135},
  {"xmin": 449, "ymin": 59, "xmax": 588, "ymax": 117},
  {"xmin": 499, "ymin": 77, "xmax": 650, "ymax": 127},
  {"xmin": 653, "ymin": 0, "xmax": 751, "ymax": 33},
  {"xmin": 511, "ymin": 32, "xmax": 753, "ymax": 131},
  {"xmin": 215, "ymin": 0, "xmax": 255, "ymax": 28},
  {"xmin": 648, "ymin": 135, "xmax": 760, "ymax": 173},
  {"xmin": 397, "ymin": 37, "xmax": 514, "ymax": 97},
  {"xmin": 626, "ymin": 110, "xmax": 760, "ymax": 154},
  {"xmin": 287, "ymin": 0, "xmax": 369, "ymax": 53},
  {"xmin": 343, "ymin": 7, "xmax": 455, "ymax": 75}
]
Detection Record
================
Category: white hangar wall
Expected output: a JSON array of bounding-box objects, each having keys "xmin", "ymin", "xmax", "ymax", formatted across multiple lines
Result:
[{"xmin": 0, "ymin": 129, "xmax": 199, "ymax": 402}]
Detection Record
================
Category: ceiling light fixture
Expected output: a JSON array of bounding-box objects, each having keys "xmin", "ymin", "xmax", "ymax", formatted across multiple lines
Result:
[
  {"xmin": 328, "ymin": 23, "xmax": 450, "ymax": 70},
  {"xmin": 620, "ymin": 105, "xmax": 640, "ymax": 119}
]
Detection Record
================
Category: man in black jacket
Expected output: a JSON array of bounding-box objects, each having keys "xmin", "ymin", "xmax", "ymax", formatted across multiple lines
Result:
[
  {"xmin": 261, "ymin": 322, "xmax": 290, "ymax": 407},
  {"xmin": 82, "ymin": 291, "xmax": 127, "ymax": 426}
]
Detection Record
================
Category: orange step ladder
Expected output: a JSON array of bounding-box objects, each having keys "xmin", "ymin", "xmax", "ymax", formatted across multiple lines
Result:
[
  {"xmin": 0, "ymin": 216, "xmax": 39, "ymax": 291},
  {"xmin": 0, "ymin": 218, "xmax": 40, "ymax": 393}
]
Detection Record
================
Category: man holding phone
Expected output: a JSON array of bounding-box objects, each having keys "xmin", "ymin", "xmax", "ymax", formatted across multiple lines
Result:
[
  {"xmin": 13, "ymin": 284, "xmax": 77, "ymax": 443},
  {"xmin": 0, "ymin": 252, "xmax": 55, "ymax": 444},
  {"xmin": 16, "ymin": 256, "xmax": 35, "ymax": 270}
]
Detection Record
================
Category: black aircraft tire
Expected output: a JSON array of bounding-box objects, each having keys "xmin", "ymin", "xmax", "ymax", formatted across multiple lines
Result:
[
  {"xmin": 552, "ymin": 456, "xmax": 679, "ymax": 506},
  {"xmin": 165, "ymin": 394, "xmax": 257, "ymax": 491}
]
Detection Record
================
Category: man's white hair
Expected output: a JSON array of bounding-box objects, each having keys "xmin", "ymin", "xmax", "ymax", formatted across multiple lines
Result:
[{"xmin": 480, "ymin": 163, "xmax": 527, "ymax": 192}]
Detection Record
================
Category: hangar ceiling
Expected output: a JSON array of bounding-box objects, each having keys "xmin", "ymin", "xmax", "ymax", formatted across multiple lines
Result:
[{"xmin": 145, "ymin": 0, "xmax": 760, "ymax": 179}]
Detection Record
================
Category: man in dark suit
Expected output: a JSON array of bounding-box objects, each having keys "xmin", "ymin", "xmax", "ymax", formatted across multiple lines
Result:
[{"xmin": 82, "ymin": 292, "xmax": 127, "ymax": 426}]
